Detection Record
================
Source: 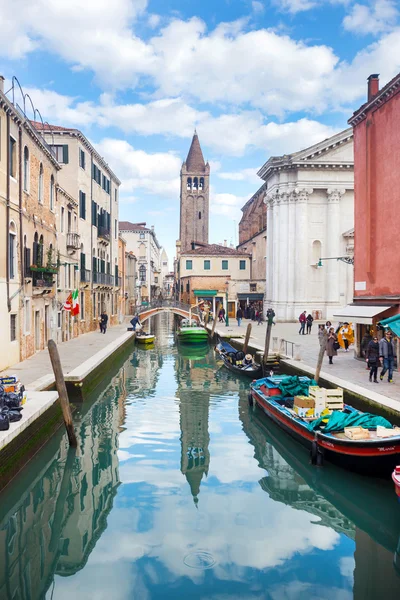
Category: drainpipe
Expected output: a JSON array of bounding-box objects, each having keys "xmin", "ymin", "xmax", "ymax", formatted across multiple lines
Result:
[
  {"xmin": 6, "ymin": 112, "xmax": 11, "ymax": 312},
  {"xmin": 19, "ymin": 126, "xmax": 24, "ymax": 290}
]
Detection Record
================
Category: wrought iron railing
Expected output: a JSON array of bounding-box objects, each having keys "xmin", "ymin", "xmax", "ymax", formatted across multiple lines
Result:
[
  {"xmin": 93, "ymin": 272, "xmax": 114, "ymax": 286},
  {"xmin": 136, "ymin": 300, "xmax": 202, "ymax": 319},
  {"xmin": 98, "ymin": 226, "xmax": 110, "ymax": 242},
  {"xmin": 80, "ymin": 269, "xmax": 91, "ymax": 283},
  {"xmin": 67, "ymin": 232, "xmax": 80, "ymax": 249}
]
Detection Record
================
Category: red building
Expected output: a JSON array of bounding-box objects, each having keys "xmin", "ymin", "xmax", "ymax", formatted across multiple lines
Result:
[{"xmin": 335, "ymin": 73, "xmax": 400, "ymax": 355}]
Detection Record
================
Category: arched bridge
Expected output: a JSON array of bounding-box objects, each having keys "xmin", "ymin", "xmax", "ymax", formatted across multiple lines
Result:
[{"xmin": 136, "ymin": 300, "xmax": 202, "ymax": 323}]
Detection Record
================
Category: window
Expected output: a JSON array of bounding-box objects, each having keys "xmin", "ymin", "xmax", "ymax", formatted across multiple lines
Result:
[
  {"xmin": 193, "ymin": 177, "xmax": 198, "ymax": 191},
  {"xmin": 239, "ymin": 260, "xmax": 246, "ymax": 270},
  {"xmin": 186, "ymin": 281, "xmax": 190, "ymax": 293},
  {"xmin": 57, "ymin": 312, "xmax": 61, "ymax": 329},
  {"xmin": 79, "ymin": 148, "xmax": 85, "ymax": 170},
  {"xmin": 187, "ymin": 177, "xmax": 192, "ymax": 191},
  {"xmin": 199, "ymin": 177, "xmax": 204, "ymax": 191},
  {"xmin": 80, "ymin": 291, "xmax": 85, "ymax": 320},
  {"xmin": 186, "ymin": 260, "xmax": 192, "ymax": 270},
  {"xmin": 79, "ymin": 191, "xmax": 86, "ymax": 219},
  {"xmin": 93, "ymin": 292, "xmax": 96, "ymax": 318},
  {"xmin": 51, "ymin": 145, "xmax": 69, "ymax": 164},
  {"xmin": 114, "ymin": 189, "xmax": 118, "ymax": 203},
  {"xmin": 9, "ymin": 222, "xmax": 17, "ymax": 279},
  {"xmin": 10, "ymin": 314, "xmax": 17, "ymax": 342},
  {"xmin": 38, "ymin": 163, "xmax": 44, "ymax": 204},
  {"xmin": 155, "ymin": 276, "xmax": 158, "ymax": 283},
  {"xmin": 23, "ymin": 146, "xmax": 29, "ymax": 191},
  {"xmin": 92, "ymin": 164, "xmax": 101, "ymax": 185},
  {"xmin": 24, "ymin": 299, "xmax": 31, "ymax": 334},
  {"xmin": 204, "ymin": 260, "xmax": 210, "ymax": 270},
  {"xmin": 139, "ymin": 265, "xmax": 146, "ymax": 282},
  {"xmin": 140, "ymin": 231, "xmax": 145, "ymax": 239},
  {"xmin": 114, "ymin": 219, "xmax": 117, "ymax": 239},
  {"xmin": 61, "ymin": 207, "xmax": 64, "ymax": 233},
  {"xmin": 50, "ymin": 175, "xmax": 55, "ymax": 211},
  {"xmin": 199, "ymin": 212, "xmax": 201, "ymax": 220},
  {"xmin": 222, "ymin": 260, "xmax": 228, "ymax": 270},
  {"xmin": 250, "ymin": 283, "xmax": 257, "ymax": 292},
  {"xmin": 9, "ymin": 137, "xmax": 16, "ymax": 178}
]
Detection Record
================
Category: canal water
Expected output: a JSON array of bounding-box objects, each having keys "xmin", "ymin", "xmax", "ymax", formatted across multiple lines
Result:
[{"xmin": 0, "ymin": 314, "xmax": 400, "ymax": 599}]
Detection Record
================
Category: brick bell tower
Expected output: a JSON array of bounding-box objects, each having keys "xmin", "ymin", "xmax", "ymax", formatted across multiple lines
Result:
[{"xmin": 179, "ymin": 131, "xmax": 210, "ymax": 252}]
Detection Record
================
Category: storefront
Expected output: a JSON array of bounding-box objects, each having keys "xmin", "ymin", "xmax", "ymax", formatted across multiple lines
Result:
[
  {"xmin": 193, "ymin": 290, "xmax": 222, "ymax": 318},
  {"xmin": 237, "ymin": 293, "xmax": 264, "ymax": 317},
  {"xmin": 333, "ymin": 304, "xmax": 394, "ymax": 358}
]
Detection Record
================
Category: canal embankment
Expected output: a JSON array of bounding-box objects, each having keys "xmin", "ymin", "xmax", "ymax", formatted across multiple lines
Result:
[
  {"xmin": 0, "ymin": 323, "xmax": 135, "ymax": 490},
  {"xmin": 208, "ymin": 320, "xmax": 400, "ymax": 420}
]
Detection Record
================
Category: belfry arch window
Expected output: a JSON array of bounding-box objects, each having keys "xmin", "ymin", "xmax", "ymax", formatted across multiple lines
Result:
[
  {"xmin": 199, "ymin": 177, "xmax": 204, "ymax": 191},
  {"xmin": 199, "ymin": 212, "xmax": 201, "ymax": 220},
  {"xmin": 186, "ymin": 177, "xmax": 192, "ymax": 191},
  {"xmin": 193, "ymin": 177, "xmax": 198, "ymax": 191}
]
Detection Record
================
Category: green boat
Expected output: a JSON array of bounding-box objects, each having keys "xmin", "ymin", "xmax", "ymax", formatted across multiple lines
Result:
[{"xmin": 177, "ymin": 319, "xmax": 209, "ymax": 344}]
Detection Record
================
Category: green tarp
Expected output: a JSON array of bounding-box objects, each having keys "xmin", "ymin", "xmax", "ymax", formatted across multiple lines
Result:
[
  {"xmin": 379, "ymin": 314, "xmax": 400, "ymax": 338},
  {"xmin": 306, "ymin": 410, "xmax": 393, "ymax": 433},
  {"xmin": 278, "ymin": 376, "xmax": 317, "ymax": 398}
]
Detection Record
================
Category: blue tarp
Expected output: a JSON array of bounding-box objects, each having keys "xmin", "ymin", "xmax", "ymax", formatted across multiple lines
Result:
[{"xmin": 306, "ymin": 410, "xmax": 393, "ymax": 433}]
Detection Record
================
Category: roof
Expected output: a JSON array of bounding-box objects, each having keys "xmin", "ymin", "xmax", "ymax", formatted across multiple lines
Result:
[
  {"xmin": 31, "ymin": 121, "xmax": 80, "ymax": 133},
  {"xmin": 185, "ymin": 132, "xmax": 206, "ymax": 172},
  {"xmin": 333, "ymin": 304, "xmax": 392, "ymax": 325},
  {"xmin": 182, "ymin": 243, "xmax": 251, "ymax": 256},
  {"xmin": 119, "ymin": 221, "xmax": 148, "ymax": 231},
  {"xmin": 348, "ymin": 72, "xmax": 400, "ymax": 126}
]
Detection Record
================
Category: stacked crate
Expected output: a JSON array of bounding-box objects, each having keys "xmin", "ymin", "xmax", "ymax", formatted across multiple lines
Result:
[{"xmin": 308, "ymin": 386, "xmax": 344, "ymax": 417}]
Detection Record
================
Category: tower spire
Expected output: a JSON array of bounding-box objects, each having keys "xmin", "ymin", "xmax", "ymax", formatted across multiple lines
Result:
[{"xmin": 186, "ymin": 131, "xmax": 206, "ymax": 172}]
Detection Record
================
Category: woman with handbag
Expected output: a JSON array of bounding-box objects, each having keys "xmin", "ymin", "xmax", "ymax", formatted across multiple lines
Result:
[
  {"xmin": 366, "ymin": 336, "xmax": 380, "ymax": 383},
  {"xmin": 326, "ymin": 327, "xmax": 339, "ymax": 365}
]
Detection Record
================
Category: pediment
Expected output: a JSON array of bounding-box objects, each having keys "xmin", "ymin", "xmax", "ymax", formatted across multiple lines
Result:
[{"xmin": 292, "ymin": 128, "xmax": 353, "ymax": 164}]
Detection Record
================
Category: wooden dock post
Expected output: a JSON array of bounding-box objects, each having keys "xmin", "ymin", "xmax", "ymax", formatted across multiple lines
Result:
[
  {"xmin": 243, "ymin": 323, "xmax": 252, "ymax": 354},
  {"xmin": 210, "ymin": 302, "xmax": 221, "ymax": 339},
  {"xmin": 48, "ymin": 340, "xmax": 77, "ymax": 447},
  {"xmin": 262, "ymin": 319, "xmax": 273, "ymax": 374},
  {"xmin": 315, "ymin": 330, "xmax": 328, "ymax": 384}
]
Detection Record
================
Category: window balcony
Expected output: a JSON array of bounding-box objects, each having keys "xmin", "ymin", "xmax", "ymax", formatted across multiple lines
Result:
[
  {"xmin": 80, "ymin": 268, "xmax": 91, "ymax": 283},
  {"xmin": 93, "ymin": 272, "xmax": 114, "ymax": 286},
  {"xmin": 98, "ymin": 226, "xmax": 110, "ymax": 242},
  {"xmin": 67, "ymin": 232, "xmax": 80, "ymax": 250}
]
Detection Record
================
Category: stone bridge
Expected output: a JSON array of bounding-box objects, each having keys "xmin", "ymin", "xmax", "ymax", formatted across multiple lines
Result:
[{"xmin": 136, "ymin": 301, "xmax": 202, "ymax": 323}]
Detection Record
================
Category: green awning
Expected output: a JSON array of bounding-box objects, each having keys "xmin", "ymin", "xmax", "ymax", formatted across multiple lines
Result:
[
  {"xmin": 379, "ymin": 314, "xmax": 400, "ymax": 337},
  {"xmin": 194, "ymin": 290, "xmax": 218, "ymax": 296},
  {"xmin": 237, "ymin": 293, "xmax": 264, "ymax": 300}
]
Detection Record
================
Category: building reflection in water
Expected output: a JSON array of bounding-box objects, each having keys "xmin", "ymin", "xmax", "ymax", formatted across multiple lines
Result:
[
  {"xmin": 240, "ymin": 397, "xmax": 400, "ymax": 599},
  {"xmin": 0, "ymin": 366, "xmax": 127, "ymax": 600}
]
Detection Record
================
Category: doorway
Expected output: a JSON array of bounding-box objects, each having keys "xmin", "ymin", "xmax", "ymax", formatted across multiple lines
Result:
[
  {"xmin": 35, "ymin": 310, "xmax": 40, "ymax": 351},
  {"xmin": 44, "ymin": 305, "xmax": 49, "ymax": 343}
]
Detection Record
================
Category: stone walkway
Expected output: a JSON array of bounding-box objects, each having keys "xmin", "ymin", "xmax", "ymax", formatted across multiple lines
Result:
[
  {"xmin": 0, "ymin": 323, "xmax": 130, "ymax": 389},
  {"xmin": 211, "ymin": 318, "xmax": 400, "ymax": 405}
]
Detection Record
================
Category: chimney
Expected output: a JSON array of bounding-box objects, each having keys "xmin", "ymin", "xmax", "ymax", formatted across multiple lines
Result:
[
  {"xmin": 367, "ymin": 74, "xmax": 380, "ymax": 102},
  {"xmin": 151, "ymin": 225, "xmax": 154, "ymax": 231},
  {"xmin": 0, "ymin": 76, "xmax": 4, "ymax": 94},
  {"xmin": 224, "ymin": 239, "xmax": 227, "ymax": 247}
]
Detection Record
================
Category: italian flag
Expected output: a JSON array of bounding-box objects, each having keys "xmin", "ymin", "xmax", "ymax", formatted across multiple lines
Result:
[{"xmin": 63, "ymin": 290, "xmax": 79, "ymax": 316}]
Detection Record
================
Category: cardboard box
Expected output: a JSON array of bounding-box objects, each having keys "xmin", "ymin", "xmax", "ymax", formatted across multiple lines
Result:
[
  {"xmin": 293, "ymin": 396, "xmax": 315, "ymax": 418},
  {"xmin": 293, "ymin": 405, "xmax": 315, "ymax": 418}
]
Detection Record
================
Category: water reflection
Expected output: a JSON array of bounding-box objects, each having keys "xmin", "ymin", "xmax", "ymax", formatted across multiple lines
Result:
[{"xmin": 0, "ymin": 314, "xmax": 399, "ymax": 599}]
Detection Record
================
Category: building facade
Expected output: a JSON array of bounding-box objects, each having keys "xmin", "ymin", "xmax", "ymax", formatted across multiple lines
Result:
[
  {"xmin": 237, "ymin": 185, "xmax": 267, "ymax": 312},
  {"xmin": 258, "ymin": 128, "xmax": 354, "ymax": 321},
  {"xmin": 119, "ymin": 221, "xmax": 161, "ymax": 304},
  {"xmin": 179, "ymin": 132, "xmax": 210, "ymax": 252}
]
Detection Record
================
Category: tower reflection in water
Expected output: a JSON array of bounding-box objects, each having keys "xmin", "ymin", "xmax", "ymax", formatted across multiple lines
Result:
[{"xmin": 240, "ymin": 398, "xmax": 400, "ymax": 599}]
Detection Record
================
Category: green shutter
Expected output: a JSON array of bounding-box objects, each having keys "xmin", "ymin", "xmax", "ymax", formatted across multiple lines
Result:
[{"xmin": 62, "ymin": 145, "xmax": 69, "ymax": 164}]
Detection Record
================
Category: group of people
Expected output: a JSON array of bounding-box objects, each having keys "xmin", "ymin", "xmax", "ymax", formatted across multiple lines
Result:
[
  {"xmin": 298, "ymin": 311, "xmax": 314, "ymax": 335},
  {"xmin": 316, "ymin": 321, "xmax": 354, "ymax": 364},
  {"xmin": 235, "ymin": 306, "xmax": 263, "ymax": 327},
  {"xmin": 366, "ymin": 330, "xmax": 396, "ymax": 383}
]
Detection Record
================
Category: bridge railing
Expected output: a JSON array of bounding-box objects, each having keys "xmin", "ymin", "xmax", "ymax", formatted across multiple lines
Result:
[{"xmin": 136, "ymin": 300, "xmax": 202, "ymax": 320}]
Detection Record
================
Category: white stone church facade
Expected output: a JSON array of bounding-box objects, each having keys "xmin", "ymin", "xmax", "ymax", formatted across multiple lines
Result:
[{"xmin": 257, "ymin": 128, "xmax": 354, "ymax": 321}]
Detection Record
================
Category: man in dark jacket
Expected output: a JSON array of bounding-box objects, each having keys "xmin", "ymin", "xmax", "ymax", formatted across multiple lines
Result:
[
  {"xmin": 130, "ymin": 314, "xmax": 141, "ymax": 331},
  {"xmin": 100, "ymin": 311, "xmax": 108, "ymax": 334},
  {"xmin": 379, "ymin": 331, "xmax": 395, "ymax": 382},
  {"xmin": 236, "ymin": 307, "xmax": 243, "ymax": 327},
  {"xmin": 299, "ymin": 311, "xmax": 307, "ymax": 335}
]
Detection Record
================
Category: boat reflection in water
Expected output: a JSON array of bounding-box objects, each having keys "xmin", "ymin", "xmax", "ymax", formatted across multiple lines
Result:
[{"xmin": 241, "ymin": 400, "xmax": 400, "ymax": 599}]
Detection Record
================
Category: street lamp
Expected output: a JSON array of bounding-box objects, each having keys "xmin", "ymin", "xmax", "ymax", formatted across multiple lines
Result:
[
  {"xmin": 318, "ymin": 256, "xmax": 354, "ymax": 267},
  {"xmin": 225, "ymin": 280, "xmax": 229, "ymax": 327}
]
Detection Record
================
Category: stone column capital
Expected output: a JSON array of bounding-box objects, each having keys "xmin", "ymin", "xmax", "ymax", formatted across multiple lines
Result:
[
  {"xmin": 327, "ymin": 188, "xmax": 345, "ymax": 203},
  {"xmin": 294, "ymin": 187, "xmax": 313, "ymax": 203}
]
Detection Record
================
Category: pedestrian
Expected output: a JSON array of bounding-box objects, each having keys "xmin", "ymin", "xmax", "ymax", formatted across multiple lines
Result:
[
  {"xmin": 218, "ymin": 307, "xmax": 225, "ymax": 322},
  {"xmin": 236, "ymin": 306, "xmax": 243, "ymax": 327},
  {"xmin": 130, "ymin": 314, "xmax": 142, "ymax": 331},
  {"xmin": 100, "ymin": 311, "xmax": 108, "ymax": 334},
  {"xmin": 325, "ymin": 320, "xmax": 332, "ymax": 331},
  {"xmin": 306, "ymin": 313, "xmax": 313, "ymax": 335},
  {"xmin": 266, "ymin": 308, "xmax": 275, "ymax": 325},
  {"xmin": 244, "ymin": 305, "xmax": 249, "ymax": 319},
  {"xmin": 366, "ymin": 335, "xmax": 380, "ymax": 383},
  {"xmin": 379, "ymin": 330, "xmax": 395, "ymax": 383},
  {"xmin": 318, "ymin": 324, "xmax": 326, "ymax": 347},
  {"xmin": 299, "ymin": 311, "xmax": 307, "ymax": 335},
  {"xmin": 250, "ymin": 306, "xmax": 256, "ymax": 321},
  {"xmin": 326, "ymin": 327, "xmax": 338, "ymax": 364},
  {"xmin": 256, "ymin": 310, "xmax": 262, "ymax": 325}
]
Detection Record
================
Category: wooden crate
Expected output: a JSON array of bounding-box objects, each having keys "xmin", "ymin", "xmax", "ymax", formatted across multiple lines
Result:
[
  {"xmin": 309, "ymin": 386, "xmax": 344, "ymax": 411},
  {"xmin": 344, "ymin": 427, "xmax": 370, "ymax": 440}
]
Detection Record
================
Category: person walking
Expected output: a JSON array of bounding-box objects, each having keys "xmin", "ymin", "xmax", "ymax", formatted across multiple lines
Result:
[
  {"xmin": 379, "ymin": 331, "xmax": 395, "ymax": 382},
  {"xmin": 100, "ymin": 311, "xmax": 108, "ymax": 334},
  {"xmin": 256, "ymin": 310, "xmax": 262, "ymax": 325},
  {"xmin": 236, "ymin": 307, "xmax": 243, "ymax": 327},
  {"xmin": 326, "ymin": 327, "xmax": 338, "ymax": 364},
  {"xmin": 366, "ymin": 336, "xmax": 380, "ymax": 383},
  {"xmin": 299, "ymin": 311, "xmax": 307, "ymax": 335},
  {"xmin": 219, "ymin": 307, "xmax": 226, "ymax": 322},
  {"xmin": 306, "ymin": 313, "xmax": 313, "ymax": 335}
]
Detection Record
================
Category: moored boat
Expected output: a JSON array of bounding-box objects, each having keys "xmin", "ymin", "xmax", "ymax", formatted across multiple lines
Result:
[
  {"xmin": 250, "ymin": 375, "xmax": 400, "ymax": 476},
  {"xmin": 215, "ymin": 340, "xmax": 263, "ymax": 379},
  {"xmin": 177, "ymin": 319, "xmax": 208, "ymax": 344},
  {"xmin": 392, "ymin": 467, "xmax": 400, "ymax": 497},
  {"xmin": 136, "ymin": 333, "xmax": 156, "ymax": 345}
]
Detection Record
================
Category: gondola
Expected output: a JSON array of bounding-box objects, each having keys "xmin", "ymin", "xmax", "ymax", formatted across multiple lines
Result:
[
  {"xmin": 215, "ymin": 340, "xmax": 263, "ymax": 378},
  {"xmin": 250, "ymin": 375, "xmax": 400, "ymax": 476}
]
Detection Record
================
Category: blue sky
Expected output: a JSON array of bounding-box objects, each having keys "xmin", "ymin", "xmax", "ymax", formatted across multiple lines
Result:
[{"xmin": 1, "ymin": 0, "xmax": 400, "ymax": 263}]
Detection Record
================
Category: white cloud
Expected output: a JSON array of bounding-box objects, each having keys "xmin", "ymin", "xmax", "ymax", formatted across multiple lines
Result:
[
  {"xmin": 217, "ymin": 168, "xmax": 261, "ymax": 183},
  {"xmin": 210, "ymin": 192, "xmax": 248, "ymax": 219},
  {"xmin": 273, "ymin": 0, "xmax": 350, "ymax": 14},
  {"xmin": 343, "ymin": 0, "xmax": 399, "ymax": 35},
  {"xmin": 252, "ymin": 1, "xmax": 265, "ymax": 14}
]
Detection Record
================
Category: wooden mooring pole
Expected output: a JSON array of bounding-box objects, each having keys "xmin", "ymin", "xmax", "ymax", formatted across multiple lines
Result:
[
  {"xmin": 315, "ymin": 329, "xmax": 328, "ymax": 384},
  {"xmin": 262, "ymin": 318, "xmax": 273, "ymax": 375},
  {"xmin": 210, "ymin": 302, "xmax": 221, "ymax": 339},
  {"xmin": 243, "ymin": 323, "xmax": 252, "ymax": 355},
  {"xmin": 48, "ymin": 340, "xmax": 77, "ymax": 448}
]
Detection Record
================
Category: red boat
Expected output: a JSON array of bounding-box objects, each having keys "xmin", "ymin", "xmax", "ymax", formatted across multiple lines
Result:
[
  {"xmin": 392, "ymin": 467, "xmax": 400, "ymax": 497},
  {"xmin": 249, "ymin": 376, "xmax": 400, "ymax": 476}
]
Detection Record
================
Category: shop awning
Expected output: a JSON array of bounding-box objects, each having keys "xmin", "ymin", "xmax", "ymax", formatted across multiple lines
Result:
[
  {"xmin": 194, "ymin": 290, "xmax": 218, "ymax": 296},
  {"xmin": 379, "ymin": 314, "xmax": 400, "ymax": 337},
  {"xmin": 333, "ymin": 304, "xmax": 392, "ymax": 325},
  {"xmin": 237, "ymin": 293, "xmax": 264, "ymax": 300}
]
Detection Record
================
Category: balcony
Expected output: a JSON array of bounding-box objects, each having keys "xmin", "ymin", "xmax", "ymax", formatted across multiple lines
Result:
[
  {"xmin": 80, "ymin": 268, "xmax": 91, "ymax": 283},
  {"xmin": 93, "ymin": 272, "xmax": 114, "ymax": 286},
  {"xmin": 32, "ymin": 272, "xmax": 55, "ymax": 289},
  {"xmin": 67, "ymin": 232, "xmax": 80, "ymax": 250},
  {"xmin": 98, "ymin": 226, "xmax": 110, "ymax": 243}
]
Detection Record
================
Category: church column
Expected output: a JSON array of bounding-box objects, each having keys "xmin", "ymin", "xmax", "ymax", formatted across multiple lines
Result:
[
  {"xmin": 286, "ymin": 191, "xmax": 296, "ymax": 318},
  {"xmin": 325, "ymin": 189, "xmax": 343, "ymax": 308},
  {"xmin": 265, "ymin": 196, "xmax": 274, "ymax": 306},
  {"xmin": 278, "ymin": 191, "xmax": 289, "ymax": 320},
  {"xmin": 294, "ymin": 189, "xmax": 311, "ymax": 310},
  {"xmin": 272, "ymin": 193, "xmax": 280, "ymax": 307}
]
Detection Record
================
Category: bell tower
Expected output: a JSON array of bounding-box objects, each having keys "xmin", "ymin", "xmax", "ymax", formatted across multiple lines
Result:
[{"xmin": 179, "ymin": 131, "xmax": 210, "ymax": 252}]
